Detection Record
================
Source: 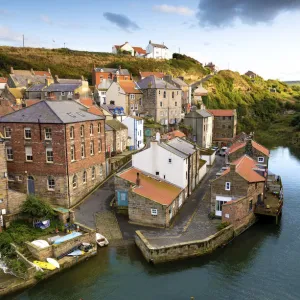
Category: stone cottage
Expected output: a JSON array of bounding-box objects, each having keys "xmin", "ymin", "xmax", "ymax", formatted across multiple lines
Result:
[{"xmin": 105, "ymin": 119, "xmax": 128, "ymax": 153}]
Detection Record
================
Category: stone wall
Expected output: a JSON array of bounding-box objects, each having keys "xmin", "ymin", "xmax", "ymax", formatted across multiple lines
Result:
[
  {"xmin": 7, "ymin": 190, "xmax": 26, "ymax": 214},
  {"xmin": 135, "ymin": 225, "xmax": 234, "ymax": 264},
  {"xmin": 212, "ymin": 115, "xmax": 237, "ymax": 140},
  {"xmin": 25, "ymin": 241, "xmax": 53, "ymax": 261}
]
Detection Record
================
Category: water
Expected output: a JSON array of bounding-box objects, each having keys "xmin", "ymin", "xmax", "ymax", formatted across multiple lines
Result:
[{"xmin": 3, "ymin": 147, "xmax": 300, "ymax": 300}]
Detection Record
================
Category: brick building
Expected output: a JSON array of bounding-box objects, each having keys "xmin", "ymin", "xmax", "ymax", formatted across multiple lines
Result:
[
  {"xmin": 115, "ymin": 167, "xmax": 185, "ymax": 227},
  {"xmin": 207, "ymin": 109, "xmax": 237, "ymax": 146},
  {"xmin": 0, "ymin": 139, "xmax": 9, "ymax": 231},
  {"xmin": 92, "ymin": 67, "xmax": 131, "ymax": 86},
  {"xmin": 210, "ymin": 155, "xmax": 266, "ymax": 223},
  {"xmin": 0, "ymin": 100, "xmax": 106, "ymax": 208}
]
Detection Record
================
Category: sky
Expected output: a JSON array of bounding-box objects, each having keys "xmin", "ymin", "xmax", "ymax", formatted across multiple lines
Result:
[{"xmin": 1, "ymin": 0, "xmax": 300, "ymax": 81}]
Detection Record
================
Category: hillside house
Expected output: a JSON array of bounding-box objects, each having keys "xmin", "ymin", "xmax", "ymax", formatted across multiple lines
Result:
[
  {"xmin": 106, "ymin": 119, "xmax": 128, "ymax": 153},
  {"xmin": 137, "ymin": 75, "xmax": 182, "ymax": 125},
  {"xmin": 122, "ymin": 116, "xmax": 144, "ymax": 150},
  {"xmin": 0, "ymin": 101, "xmax": 106, "ymax": 208},
  {"xmin": 139, "ymin": 72, "xmax": 165, "ymax": 80},
  {"xmin": 112, "ymin": 42, "xmax": 146, "ymax": 57},
  {"xmin": 193, "ymin": 84, "xmax": 208, "ymax": 107},
  {"xmin": 146, "ymin": 40, "xmax": 173, "ymax": 60},
  {"xmin": 245, "ymin": 71, "xmax": 257, "ymax": 79},
  {"xmin": 205, "ymin": 62, "xmax": 217, "ymax": 73},
  {"xmin": 92, "ymin": 67, "xmax": 131, "ymax": 86},
  {"xmin": 94, "ymin": 79, "xmax": 113, "ymax": 105}
]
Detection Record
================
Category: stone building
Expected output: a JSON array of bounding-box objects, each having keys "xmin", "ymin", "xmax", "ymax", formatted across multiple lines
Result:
[
  {"xmin": 227, "ymin": 138, "xmax": 270, "ymax": 166},
  {"xmin": 207, "ymin": 109, "xmax": 237, "ymax": 146},
  {"xmin": 106, "ymin": 119, "xmax": 128, "ymax": 153},
  {"xmin": 115, "ymin": 167, "xmax": 185, "ymax": 227},
  {"xmin": 210, "ymin": 155, "xmax": 266, "ymax": 223},
  {"xmin": 0, "ymin": 100, "xmax": 106, "ymax": 208},
  {"xmin": 92, "ymin": 67, "xmax": 131, "ymax": 86},
  {"xmin": 184, "ymin": 107, "xmax": 213, "ymax": 148},
  {"xmin": 137, "ymin": 75, "xmax": 182, "ymax": 125}
]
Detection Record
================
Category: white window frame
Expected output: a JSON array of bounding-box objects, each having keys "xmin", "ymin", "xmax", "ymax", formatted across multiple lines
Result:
[
  {"xmin": 25, "ymin": 146, "xmax": 33, "ymax": 162},
  {"xmin": 98, "ymin": 139, "xmax": 102, "ymax": 152},
  {"xmin": 45, "ymin": 128, "xmax": 52, "ymax": 140},
  {"xmin": 90, "ymin": 141, "xmax": 94, "ymax": 156},
  {"xmin": 4, "ymin": 127, "xmax": 11, "ymax": 138},
  {"xmin": 258, "ymin": 157, "xmax": 264, "ymax": 163},
  {"xmin": 47, "ymin": 176, "xmax": 55, "ymax": 191},
  {"xmin": 90, "ymin": 124, "xmax": 94, "ymax": 136},
  {"xmin": 70, "ymin": 126, "xmax": 75, "ymax": 139},
  {"xmin": 151, "ymin": 208, "xmax": 158, "ymax": 216},
  {"xmin": 72, "ymin": 175, "xmax": 77, "ymax": 189},
  {"xmin": 24, "ymin": 127, "xmax": 31, "ymax": 140},
  {"xmin": 168, "ymin": 158, "xmax": 172, "ymax": 164},
  {"xmin": 83, "ymin": 171, "xmax": 87, "ymax": 184},
  {"xmin": 71, "ymin": 145, "xmax": 75, "ymax": 162},
  {"xmin": 92, "ymin": 167, "xmax": 95, "ymax": 180},
  {"xmin": 61, "ymin": 92, "xmax": 65, "ymax": 96},
  {"xmin": 130, "ymin": 94, "xmax": 135, "ymax": 100},
  {"xmin": 225, "ymin": 182, "xmax": 231, "ymax": 191},
  {"xmin": 98, "ymin": 123, "xmax": 101, "ymax": 134},
  {"xmin": 46, "ymin": 147, "xmax": 53, "ymax": 163},
  {"xmin": 80, "ymin": 125, "xmax": 84, "ymax": 137},
  {"xmin": 6, "ymin": 147, "xmax": 13, "ymax": 161},
  {"xmin": 81, "ymin": 143, "xmax": 85, "ymax": 158}
]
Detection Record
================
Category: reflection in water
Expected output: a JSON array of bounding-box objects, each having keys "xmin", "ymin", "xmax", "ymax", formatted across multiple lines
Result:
[{"xmin": 2, "ymin": 147, "xmax": 300, "ymax": 300}]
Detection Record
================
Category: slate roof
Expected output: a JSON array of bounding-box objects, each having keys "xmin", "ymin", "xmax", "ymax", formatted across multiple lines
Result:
[
  {"xmin": 168, "ymin": 138, "xmax": 196, "ymax": 155},
  {"xmin": 207, "ymin": 109, "xmax": 235, "ymax": 117},
  {"xmin": 97, "ymin": 79, "xmax": 113, "ymax": 90},
  {"xmin": 10, "ymin": 74, "xmax": 50, "ymax": 88},
  {"xmin": 94, "ymin": 68, "xmax": 130, "ymax": 76},
  {"xmin": 26, "ymin": 84, "xmax": 45, "ymax": 92},
  {"xmin": 172, "ymin": 77, "xmax": 188, "ymax": 87},
  {"xmin": 0, "ymin": 100, "xmax": 104, "ymax": 124},
  {"xmin": 150, "ymin": 42, "xmax": 168, "ymax": 49},
  {"xmin": 56, "ymin": 78, "xmax": 82, "ymax": 84},
  {"xmin": 43, "ymin": 83, "xmax": 80, "ymax": 92},
  {"xmin": 185, "ymin": 109, "xmax": 212, "ymax": 119},
  {"xmin": 158, "ymin": 142, "xmax": 188, "ymax": 159},
  {"xmin": 137, "ymin": 75, "xmax": 180, "ymax": 90},
  {"xmin": 106, "ymin": 119, "xmax": 128, "ymax": 131}
]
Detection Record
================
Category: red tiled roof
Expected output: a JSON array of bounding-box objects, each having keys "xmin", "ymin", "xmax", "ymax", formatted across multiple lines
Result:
[
  {"xmin": 223, "ymin": 155, "xmax": 265, "ymax": 183},
  {"xmin": 0, "ymin": 77, "xmax": 7, "ymax": 83},
  {"xmin": 119, "ymin": 167, "xmax": 182, "ymax": 205},
  {"xmin": 25, "ymin": 99, "xmax": 41, "ymax": 107},
  {"xmin": 79, "ymin": 98, "xmax": 94, "ymax": 107},
  {"xmin": 140, "ymin": 72, "xmax": 164, "ymax": 79},
  {"xmin": 208, "ymin": 109, "xmax": 235, "ymax": 117},
  {"xmin": 119, "ymin": 80, "xmax": 141, "ymax": 94},
  {"xmin": 252, "ymin": 140, "xmax": 270, "ymax": 157},
  {"xmin": 0, "ymin": 99, "xmax": 21, "ymax": 116},
  {"xmin": 163, "ymin": 130, "xmax": 186, "ymax": 140},
  {"xmin": 133, "ymin": 47, "xmax": 146, "ymax": 55},
  {"xmin": 114, "ymin": 42, "xmax": 127, "ymax": 49},
  {"xmin": 34, "ymin": 71, "xmax": 51, "ymax": 77},
  {"xmin": 88, "ymin": 105, "xmax": 104, "ymax": 116},
  {"xmin": 228, "ymin": 140, "xmax": 270, "ymax": 157}
]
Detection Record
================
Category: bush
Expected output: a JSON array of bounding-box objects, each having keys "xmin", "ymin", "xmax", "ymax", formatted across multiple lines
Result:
[
  {"xmin": 217, "ymin": 222, "xmax": 231, "ymax": 231},
  {"xmin": 34, "ymin": 270, "xmax": 46, "ymax": 281},
  {"xmin": 290, "ymin": 115, "xmax": 300, "ymax": 127}
]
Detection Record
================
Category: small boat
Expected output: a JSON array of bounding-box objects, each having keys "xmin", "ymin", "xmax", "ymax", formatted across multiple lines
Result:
[
  {"xmin": 31, "ymin": 240, "xmax": 50, "ymax": 249},
  {"xmin": 68, "ymin": 250, "xmax": 84, "ymax": 256},
  {"xmin": 53, "ymin": 232, "xmax": 82, "ymax": 245},
  {"xmin": 47, "ymin": 258, "xmax": 60, "ymax": 269},
  {"xmin": 33, "ymin": 260, "xmax": 56, "ymax": 270},
  {"xmin": 96, "ymin": 233, "xmax": 109, "ymax": 247}
]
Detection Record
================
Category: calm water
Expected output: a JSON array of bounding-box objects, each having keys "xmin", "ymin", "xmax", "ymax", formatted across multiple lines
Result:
[{"xmin": 3, "ymin": 147, "xmax": 300, "ymax": 300}]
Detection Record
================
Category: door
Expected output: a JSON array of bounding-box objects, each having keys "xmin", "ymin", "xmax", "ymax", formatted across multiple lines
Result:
[
  {"xmin": 27, "ymin": 176, "xmax": 35, "ymax": 195},
  {"xmin": 215, "ymin": 196, "xmax": 232, "ymax": 217}
]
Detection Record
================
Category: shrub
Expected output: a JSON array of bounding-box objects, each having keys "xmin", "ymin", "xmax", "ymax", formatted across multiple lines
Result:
[
  {"xmin": 34, "ymin": 270, "xmax": 46, "ymax": 281},
  {"xmin": 217, "ymin": 222, "xmax": 231, "ymax": 231}
]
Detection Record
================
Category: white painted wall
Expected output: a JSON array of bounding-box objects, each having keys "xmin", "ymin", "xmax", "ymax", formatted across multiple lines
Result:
[
  {"xmin": 205, "ymin": 116, "xmax": 213, "ymax": 148},
  {"xmin": 198, "ymin": 162, "xmax": 207, "ymax": 183},
  {"xmin": 106, "ymin": 82, "xmax": 126, "ymax": 108},
  {"xmin": 146, "ymin": 43, "xmax": 173, "ymax": 60},
  {"xmin": 0, "ymin": 83, "xmax": 6, "ymax": 90},
  {"xmin": 112, "ymin": 42, "xmax": 134, "ymax": 56},
  {"xmin": 122, "ymin": 117, "xmax": 144, "ymax": 150},
  {"xmin": 132, "ymin": 141, "xmax": 188, "ymax": 188},
  {"xmin": 201, "ymin": 152, "xmax": 216, "ymax": 166}
]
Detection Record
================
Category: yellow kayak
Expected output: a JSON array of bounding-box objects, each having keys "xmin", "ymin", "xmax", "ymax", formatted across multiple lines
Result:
[{"xmin": 33, "ymin": 260, "xmax": 57, "ymax": 270}]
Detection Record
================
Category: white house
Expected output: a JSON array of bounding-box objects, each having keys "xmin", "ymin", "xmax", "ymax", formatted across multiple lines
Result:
[
  {"xmin": 0, "ymin": 78, "xmax": 7, "ymax": 91},
  {"xmin": 94, "ymin": 79, "xmax": 113, "ymax": 105},
  {"xmin": 146, "ymin": 40, "xmax": 173, "ymax": 60},
  {"xmin": 122, "ymin": 116, "xmax": 144, "ymax": 150},
  {"xmin": 112, "ymin": 42, "xmax": 134, "ymax": 55},
  {"xmin": 132, "ymin": 140, "xmax": 189, "ymax": 189}
]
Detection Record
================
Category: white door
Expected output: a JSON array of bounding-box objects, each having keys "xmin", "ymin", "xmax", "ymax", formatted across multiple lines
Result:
[{"xmin": 215, "ymin": 196, "xmax": 232, "ymax": 217}]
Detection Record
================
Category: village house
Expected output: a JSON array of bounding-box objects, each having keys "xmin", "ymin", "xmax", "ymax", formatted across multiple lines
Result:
[
  {"xmin": 105, "ymin": 123, "xmax": 114, "ymax": 154},
  {"xmin": 106, "ymin": 80, "xmax": 143, "ymax": 115},
  {"xmin": 207, "ymin": 109, "xmax": 237, "ymax": 146},
  {"xmin": 227, "ymin": 138, "xmax": 270, "ymax": 166},
  {"xmin": 94, "ymin": 79, "xmax": 113, "ymax": 105},
  {"xmin": 1, "ymin": 85, "xmax": 24, "ymax": 105},
  {"xmin": 92, "ymin": 67, "xmax": 131, "ymax": 86},
  {"xmin": 0, "ymin": 98, "xmax": 21, "ymax": 117},
  {"xmin": 184, "ymin": 107, "xmax": 213, "ymax": 148},
  {"xmin": 106, "ymin": 119, "xmax": 128, "ymax": 153},
  {"xmin": 112, "ymin": 42, "xmax": 147, "ymax": 57},
  {"xmin": 122, "ymin": 116, "xmax": 144, "ymax": 150},
  {"xmin": 245, "ymin": 71, "xmax": 257, "ymax": 79},
  {"xmin": 161, "ymin": 130, "xmax": 186, "ymax": 141},
  {"xmin": 0, "ymin": 101, "xmax": 106, "ymax": 208},
  {"xmin": 0, "ymin": 77, "xmax": 7, "ymax": 91},
  {"xmin": 137, "ymin": 75, "xmax": 182, "ymax": 125},
  {"xmin": 193, "ymin": 84, "xmax": 208, "ymax": 108},
  {"xmin": 7, "ymin": 67, "xmax": 52, "ymax": 88},
  {"xmin": 115, "ymin": 167, "xmax": 185, "ymax": 227},
  {"xmin": 146, "ymin": 40, "xmax": 173, "ymax": 59},
  {"xmin": 210, "ymin": 155, "xmax": 266, "ymax": 225},
  {"xmin": 205, "ymin": 62, "xmax": 217, "ymax": 73},
  {"xmin": 139, "ymin": 72, "xmax": 165, "ymax": 80},
  {"xmin": 101, "ymin": 103, "xmax": 126, "ymax": 122}
]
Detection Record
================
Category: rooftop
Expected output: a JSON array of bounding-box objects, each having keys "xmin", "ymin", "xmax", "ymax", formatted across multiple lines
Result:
[
  {"xmin": 0, "ymin": 100, "xmax": 104, "ymax": 124},
  {"xmin": 119, "ymin": 80, "xmax": 141, "ymax": 94},
  {"xmin": 149, "ymin": 41, "xmax": 168, "ymax": 49},
  {"xmin": 163, "ymin": 130, "xmax": 186, "ymax": 140},
  {"xmin": 207, "ymin": 109, "xmax": 236, "ymax": 117},
  {"xmin": 132, "ymin": 47, "xmax": 146, "ymax": 55},
  {"xmin": 194, "ymin": 85, "xmax": 208, "ymax": 96},
  {"xmin": 157, "ymin": 141, "xmax": 188, "ymax": 159},
  {"xmin": 172, "ymin": 77, "xmax": 188, "ymax": 87},
  {"xmin": 168, "ymin": 137, "xmax": 197, "ymax": 155},
  {"xmin": 97, "ymin": 79, "xmax": 113, "ymax": 90},
  {"xmin": 228, "ymin": 139, "xmax": 270, "ymax": 157},
  {"xmin": 185, "ymin": 109, "xmax": 212, "ymax": 119},
  {"xmin": 118, "ymin": 167, "xmax": 182, "ymax": 205},
  {"xmin": 137, "ymin": 75, "xmax": 180, "ymax": 90},
  {"xmin": 94, "ymin": 68, "xmax": 130, "ymax": 76},
  {"xmin": 140, "ymin": 72, "xmax": 164, "ymax": 79},
  {"xmin": 0, "ymin": 77, "xmax": 7, "ymax": 84},
  {"xmin": 43, "ymin": 83, "xmax": 81, "ymax": 92},
  {"xmin": 106, "ymin": 119, "xmax": 128, "ymax": 131}
]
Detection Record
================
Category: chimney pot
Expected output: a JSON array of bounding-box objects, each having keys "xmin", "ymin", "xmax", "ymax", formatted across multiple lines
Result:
[
  {"xmin": 136, "ymin": 172, "xmax": 140, "ymax": 186},
  {"xmin": 30, "ymin": 68, "xmax": 34, "ymax": 75},
  {"xmin": 10, "ymin": 67, "xmax": 14, "ymax": 74}
]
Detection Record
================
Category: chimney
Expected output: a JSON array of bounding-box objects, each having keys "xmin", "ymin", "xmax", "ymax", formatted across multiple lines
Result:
[
  {"xmin": 54, "ymin": 75, "xmax": 59, "ymax": 83},
  {"xmin": 136, "ymin": 172, "xmax": 140, "ymax": 187},
  {"xmin": 10, "ymin": 67, "xmax": 14, "ymax": 74},
  {"xmin": 48, "ymin": 68, "xmax": 51, "ymax": 75},
  {"xmin": 30, "ymin": 68, "xmax": 34, "ymax": 75},
  {"xmin": 149, "ymin": 40, "xmax": 152, "ymax": 44},
  {"xmin": 81, "ymin": 75, "xmax": 85, "ymax": 81},
  {"xmin": 230, "ymin": 164, "xmax": 236, "ymax": 172},
  {"xmin": 178, "ymin": 76, "xmax": 184, "ymax": 81},
  {"xmin": 113, "ymin": 113, "xmax": 117, "ymax": 119},
  {"xmin": 155, "ymin": 131, "xmax": 161, "ymax": 142},
  {"xmin": 118, "ymin": 65, "xmax": 121, "ymax": 72}
]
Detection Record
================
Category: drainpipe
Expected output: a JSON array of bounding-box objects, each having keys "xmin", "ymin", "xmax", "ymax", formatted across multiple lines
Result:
[
  {"xmin": 38, "ymin": 118, "xmax": 42, "ymax": 141},
  {"xmin": 188, "ymin": 154, "xmax": 191, "ymax": 196},
  {"xmin": 64, "ymin": 124, "xmax": 71, "ymax": 209}
]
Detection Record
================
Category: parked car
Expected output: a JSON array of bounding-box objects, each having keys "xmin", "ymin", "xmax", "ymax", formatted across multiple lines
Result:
[{"xmin": 219, "ymin": 147, "xmax": 228, "ymax": 156}]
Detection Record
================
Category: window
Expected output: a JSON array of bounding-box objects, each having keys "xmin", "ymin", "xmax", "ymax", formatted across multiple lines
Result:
[
  {"xmin": 225, "ymin": 182, "xmax": 231, "ymax": 191},
  {"xmin": 177, "ymin": 91, "xmax": 179, "ymax": 95},
  {"xmin": 70, "ymin": 126, "xmax": 75, "ymax": 139},
  {"xmin": 4, "ymin": 127, "xmax": 11, "ymax": 138},
  {"xmin": 47, "ymin": 176, "xmax": 55, "ymax": 190},
  {"xmin": 249, "ymin": 199, "xmax": 253, "ymax": 211},
  {"xmin": 223, "ymin": 116, "xmax": 226, "ymax": 120},
  {"xmin": 139, "ymin": 99, "xmax": 142, "ymax": 106},
  {"xmin": 131, "ymin": 105, "xmax": 134, "ymax": 110},
  {"xmin": 24, "ymin": 128, "xmax": 31, "ymax": 139},
  {"xmin": 160, "ymin": 101, "xmax": 163, "ymax": 107},
  {"xmin": 6, "ymin": 147, "xmax": 13, "ymax": 160},
  {"xmin": 90, "ymin": 141, "xmax": 94, "ymax": 155},
  {"xmin": 101, "ymin": 91, "xmax": 106, "ymax": 95},
  {"xmin": 258, "ymin": 157, "xmax": 264, "ymax": 163},
  {"xmin": 172, "ymin": 91, "xmax": 174, "ymax": 98},
  {"xmin": 92, "ymin": 167, "xmax": 95, "ymax": 179},
  {"xmin": 130, "ymin": 94, "xmax": 135, "ymax": 100},
  {"xmin": 46, "ymin": 147, "xmax": 53, "ymax": 163},
  {"xmin": 25, "ymin": 146, "xmax": 33, "ymax": 161},
  {"xmin": 186, "ymin": 171, "xmax": 187, "ymax": 179},
  {"xmin": 90, "ymin": 124, "xmax": 94, "ymax": 135},
  {"xmin": 228, "ymin": 125, "xmax": 231, "ymax": 129},
  {"xmin": 135, "ymin": 104, "xmax": 138, "ymax": 110},
  {"xmin": 45, "ymin": 128, "xmax": 52, "ymax": 140},
  {"xmin": 83, "ymin": 171, "xmax": 87, "ymax": 184},
  {"xmin": 61, "ymin": 92, "xmax": 65, "ymax": 96},
  {"xmin": 151, "ymin": 209, "xmax": 158, "ymax": 216},
  {"xmin": 228, "ymin": 116, "xmax": 232, "ymax": 120},
  {"xmin": 80, "ymin": 125, "xmax": 84, "ymax": 137},
  {"xmin": 168, "ymin": 158, "xmax": 172, "ymax": 164},
  {"xmin": 98, "ymin": 123, "xmax": 101, "ymax": 134},
  {"xmin": 163, "ymin": 91, "xmax": 166, "ymax": 98},
  {"xmin": 80, "ymin": 143, "xmax": 85, "ymax": 158},
  {"xmin": 72, "ymin": 175, "xmax": 77, "ymax": 188},
  {"xmin": 71, "ymin": 145, "xmax": 75, "ymax": 162},
  {"xmin": 156, "ymin": 171, "xmax": 159, "ymax": 176},
  {"xmin": 100, "ymin": 165, "xmax": 103, "ymax": 176},
  {"xmin": 159, "ymin": 90, "xmax": 161, "ymax": 95},
  {"xmin": 175, "ymin": 102, "xmax": 177, "ymax": 106},
  {"xmin": 98, "ymin": 139, "xmax": 102, "ymax": 152}
]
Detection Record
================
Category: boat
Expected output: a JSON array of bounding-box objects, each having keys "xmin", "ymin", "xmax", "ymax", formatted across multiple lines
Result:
[
  {"xmin": 33, "ymin": 261, "xmax": 56, "ymax": 270},
  {"xmin": 47, "ymin": 258, "xmax": 60, "ymax": 269},
  {"xmin": 96, "ymin": 233, "xmax": 109, "ymax": 247},
  {"xmin": 67, "ymin": 250, "xmax": 84, "ymax": 256},
  {"xmin": 53, "ymin": 232, "xmax": 82, "ymax": 245},
  {"xmin": 31, "ymin": 240, "xmax": 50, "ymax": 249}
]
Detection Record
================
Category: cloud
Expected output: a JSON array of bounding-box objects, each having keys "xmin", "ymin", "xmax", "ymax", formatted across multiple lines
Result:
[
  {"xmin": 40, "ymin": 14, "xmax": 53, "ymax": 25},
  {"xmin": 197, "ymin": 0, "xmax": 300, "ymax": 27},
  {"xmin": 154, "ymin": 4, "xmax": 194, "ymax": 16},
  {"xmin": 103, "ymin": 12, "xmax": 140, "ymax": 32},
  {"xmin": 0, "ymin": 26, "xmax": 22, "ymax": 43}
]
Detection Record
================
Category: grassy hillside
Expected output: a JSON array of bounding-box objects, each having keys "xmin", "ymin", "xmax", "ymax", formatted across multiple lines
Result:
[{"xmin": 0, "ymin": 46, "xmax": 209, "ymax": 83}]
